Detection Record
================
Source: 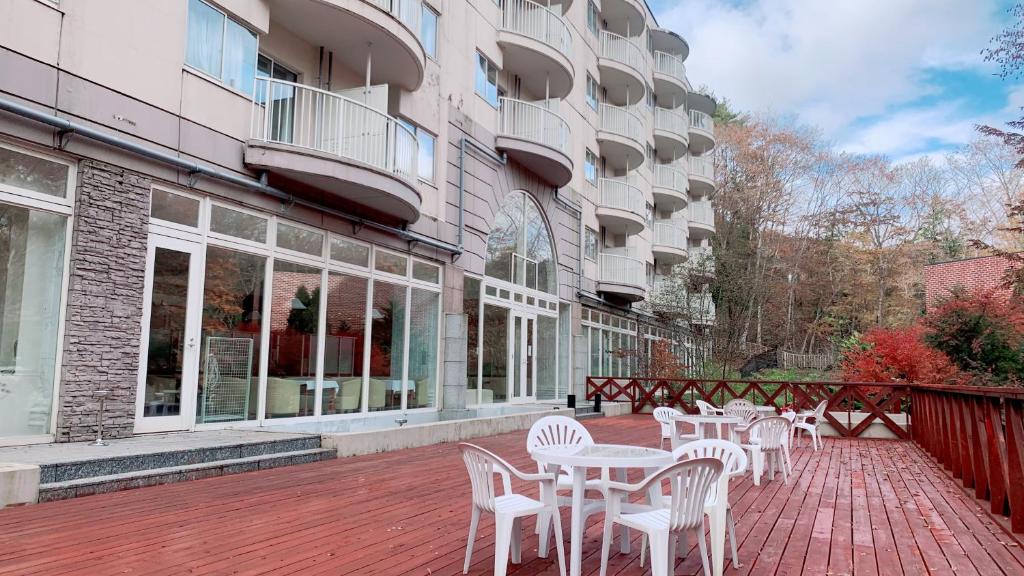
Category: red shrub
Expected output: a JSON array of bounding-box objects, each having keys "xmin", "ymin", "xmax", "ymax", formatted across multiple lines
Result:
[{"xmin": 841, "ymin": 325, "xmax": 963, "ymax": 386}]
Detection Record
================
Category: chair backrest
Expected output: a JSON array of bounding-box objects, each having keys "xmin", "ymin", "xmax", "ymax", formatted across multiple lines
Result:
[
  {"xmin": 653, "ymin": 407, "xmax": 683, "ymax": 438},
  {"xmin": 813, "ymin": 399, "xmax": 828, "ymax": 420},
  {"xmin": 747, "ymin": 417, "xmax": 791, "ymax": 450},
  {"xmin": 724, "ymin": 399, "xmax": 754, "ymax": 411},
  {"xmin": 724, "ymin": 399, "xmax": 758, "ymax": 424},
  {"xmin": 459, "ymin": 443, "xmax": 513, "ymax": 513},
  {"xmin": 527, "ymin": 415, "xmax": 594, "ymax": 453},
  {"xmin": 673, "ymin": 439, "xmax": 748, "ymax": 506},
  {"xmin": 653, "ymin": 458, "xmax": 723, "ymax": 532},
  {"xmin": 695, "ymin": 400, "xmax": 720, "ymax": 415},
  {"xmin": 781, "ymin": 411, "xmax": 796, "ymax": 423}
]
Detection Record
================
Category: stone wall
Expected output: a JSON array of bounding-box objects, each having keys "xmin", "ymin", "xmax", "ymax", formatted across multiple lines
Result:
[{"xmin": 55, "ymin": 160, "xmax": 150, "ymax": 442}]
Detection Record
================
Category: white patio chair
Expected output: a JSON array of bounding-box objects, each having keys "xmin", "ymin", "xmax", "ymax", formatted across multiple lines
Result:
[
  {"xmin": 653, "ymin": 406, "xmax": 691, "ymax": 449},
  {"xmin": 599, "ymin": 458, "xmax": 724, "ymax": 576},
  {"xmin": 695, "ymin": 400, "xmax": 724, "ymax": 416},
  {"xmin": 459, "ymin": 443, "xmax": 567, "ymax": 576},
  {"xmin": 739, "ymin": 417, "xmax": 791, "ymax": 486},
  {"xmin": 723, "ymin": 399, "xmax": 759, "ymax": 425},
  {"xmin": 640, "ymin": 440, "xmax": 749, "ymax": 572},
  {"xmin": 526, "ymin": 415, "xmax": 603, "ymax": 537},
  {"xmin": 794, "ymin": 400, "xmax": 828, "ymax": 451}
]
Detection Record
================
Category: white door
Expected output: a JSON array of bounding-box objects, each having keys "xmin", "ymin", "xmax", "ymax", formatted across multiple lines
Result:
[
  {"xmin": 134, "ymin": 235, "xmax": 204, "ymax": 433},
  {"xmin": 510, "ymin": 311, "xmax": 536, "ymax": 402}
]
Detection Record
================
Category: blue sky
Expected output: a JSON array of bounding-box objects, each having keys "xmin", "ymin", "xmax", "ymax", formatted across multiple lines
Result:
[{"xmin": 648, "ymin": 0, "xmax": 1024, "ymax": 161}]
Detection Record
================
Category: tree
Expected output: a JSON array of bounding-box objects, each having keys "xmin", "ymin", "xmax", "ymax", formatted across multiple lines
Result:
[{"xmin": 841, "ymin": 325, "xmax": 962, "ymax": 386}]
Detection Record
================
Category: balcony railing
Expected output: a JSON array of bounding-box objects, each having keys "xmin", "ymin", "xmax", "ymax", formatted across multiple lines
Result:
[
  {"xmin": 599, "ymin": 103, "xmax": 644, "ymax": 145},
  {"xmin": 598, "ymin": 178, "xmax": 646, "ymax": 219},
  {"xmin": 367, "ymin": 0, "xmax": 422, "ymax": 38},
  {"xmin": 654, "ymin": 107, "xmax": 688, "ymax": 139},
  {"xmin": 689, "ymin": 154, "xmax": 714, "ymax": 180},
  {"xmin": 689, "ymin": 245, "xmax": 713, "ymax": 263},
  {"xmin": 690, "ymin": 200, "xmax": 715, "ymax": 228},
  {"xmin": 599, "ymin": 249, "xmax": 646, "ymax": 286},
  {"xmin": 500, "ymin": 0, "xmax": 572, "ymax": 58},
  {"xmin": 250, "ymin": 77, "xmax": 417, "ymax": 183},
  {"xmin": 498, "ymin": 97, "xmax": 570, "ymax": 155},
  {"xmin": 689, "ymin": 292, "xmax": 716, "ymax": 323},
  {"xmin": 654, "ymin": 164, "xmax": 687, "ymax": 193},
  {"xmin": 690, "ymin": 109, "xmax": 715, "ymax": 134},
  {"xmin": 600, "ymin": 30, "xmax": 646, "ymax": 75},
  {"xmin": 653, "ymin": 220, "xmax": 688, "ymax": 250},
  {"xmin": 653, "ymin": 50, "xmax": 687, "ymax": 85}
]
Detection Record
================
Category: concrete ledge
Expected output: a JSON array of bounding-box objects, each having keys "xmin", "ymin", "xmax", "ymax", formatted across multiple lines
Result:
[
  {"xmin": 817, "ymin": 412, "xmax": 908, "ymax": 440},
  {"xmin": 322, "ymin": 407, "xmax": 573, "ymax": 458},
  {"xmin": 0, "ymin": 462, "xmax": 40, "ymax": 508},
  {"xmin": 601, "ymin": 402, "xmax": 632, "ymax": 418}
]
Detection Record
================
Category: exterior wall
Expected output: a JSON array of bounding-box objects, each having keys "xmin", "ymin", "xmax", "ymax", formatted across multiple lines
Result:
[
  {"xmin": 924, "ymin": 255, "xmax": 1017, "ymax": 309},
  {"xmin": 56, "ymin": 160, "xmax": 150, "ymax": 442}
]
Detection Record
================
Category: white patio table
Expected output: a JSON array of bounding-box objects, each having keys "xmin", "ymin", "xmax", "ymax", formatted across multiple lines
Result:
[
  {"xmin": 755, "ymin": 405, "xmax": 778, "ymax": 416},
  {"xmin": 531, "ymin": 444, "xmax": 674, "ymax": 576},
  {"xmin": 670, "ymin": 413, "xmax": 745, "ymax": 446}
]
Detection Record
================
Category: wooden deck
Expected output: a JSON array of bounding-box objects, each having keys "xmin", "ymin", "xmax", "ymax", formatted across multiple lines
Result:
[{"xmin": 1, "ymin": 415, "xmax": 1023, "ymax": 576}]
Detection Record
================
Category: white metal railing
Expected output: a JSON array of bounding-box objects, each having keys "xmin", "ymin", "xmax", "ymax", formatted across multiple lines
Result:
[
  {"xmin": 501, "ymin": 0, "xmax": 572, "ymax": 58},
  {"xmin": 690, "ymin": 109, "xmax": 714, "ymax": 134},
  {"xmin": 689, "ymin": 292, "xmax": 716, "ymax": 323},
  {"xmin": 654, "ymin": 51, "xmax": 687, "ymax": 85},
  {"xmin": 598, "ymin": 178, "xmax": 646, "ymax": 219},
  {"xmin": 653, "ymin": 220, "xmax": 688, "ymax": 250},
  {"xmin": 599, "ymin": 249, "xmax": 646, "ymax": 287},
  {"xmin": 367, "ymin": 0, "xmax": 422, "ymax": 38},
  {"xmin": 251, "ymin": 77, "xmax": 417, "ymax": 183},
  {"xmin": 689, "ymin": 245, "xmax": 713, "ymax": 262},
  {"xmin": 689, "ymin": 200, "xmax": 715, "ymax": 228},
  {"xmin": 654, "ymin": 107, "xmax": 689, "ymax": 140},
  {"xmin": 689, "ymin": 154, "xmax": 714, "ymax": 181},
  {"xmin": 599, "ymin": 103, "xmax": 644, "ymax": 146},
  {"xmin": 654, "ymin": 164, "xmax": 687, "ymax": 194},
  {"xmin": 498, "ymin": 97, "xmax": 570, "ymax": 154},
  {"xmin": 600, "ymin": 30, "xmax": 646, "ymax": 75}
]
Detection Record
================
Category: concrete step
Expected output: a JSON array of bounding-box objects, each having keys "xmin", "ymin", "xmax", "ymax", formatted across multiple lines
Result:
[
  {"xmin": 575, "ymin": 407, "xmax": 604, "ymax": 420},
  {"xmin": 39, "ymin": 447, "xmax": 336, "ymax": 502}
]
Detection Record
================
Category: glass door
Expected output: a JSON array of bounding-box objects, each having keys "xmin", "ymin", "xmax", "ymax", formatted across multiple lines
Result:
[
  {"xmin": 510, "ymin": 311, "xmax": 536, "ymax": 402},
  {"xmin": 134, "ymin": 235, "xmax": 204, "ymax": 433}
]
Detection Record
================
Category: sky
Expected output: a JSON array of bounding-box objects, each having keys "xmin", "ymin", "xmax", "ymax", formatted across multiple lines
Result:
[{"xmin": 648, "ymin": 0, "xmax": 1024, "ymax": 162}]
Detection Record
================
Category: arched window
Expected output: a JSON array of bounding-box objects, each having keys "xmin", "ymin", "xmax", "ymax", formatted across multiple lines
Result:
[{"xmin": 484, "ymin": 191, "xmax": 557, "ymax": 294}]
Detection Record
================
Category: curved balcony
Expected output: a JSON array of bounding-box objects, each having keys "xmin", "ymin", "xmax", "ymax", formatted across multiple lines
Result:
[
  {"xmin": 653, "ymin": 51, "xmax": 690, "ymax": 103},
  {"xmin": 597, "ymin": 178, "xmax": 646, "ymax": 235},
  {"xmin": 497, "ymin": 0, "xmax": 574, "ymax": 99},
  {"xmin": 598, "ymin": 31, "xmax": 646, "ymax": 105},
  {"xmin": 601, "ymin": 0, "xmax": 647, "ymax": 38},
  {"xmin": 689, "ymin": 199, "xmax": 716, "ymax": 239},
  {"xmin": 688, "ymin": 154, "xmax": 715, "ymax": 197},
  {"xmin": 652, "ymin": 220, "xmax": 689, "ymax": 263},
  {"xmin": 245, "ymin": 78, "xmax": 421, "ymax": 223},
  {"xmin": 271, "ymin": 0, "xmax": 425, "ymax": 91},
  {"xmin": 598, "ymin": 249, "xmax": 647, "ymax": 302},
  {"xmin": 496, "ymin": 97, "xmax": 573, "ymax": 186},
  {"xmin": 689, "ymin": 108, "xmax": 716, "ymax": 152},
  {"xmin": 597, "ymin": 103, "xmax": 645, "ymax": 170},
  {"xmin": 653, "ymin": 164, "xmax": 688, "ymax": 211},
  {"xmin": 654, "ymin": 107, "xmax": 689, "ymax": 159},
  {"xmin": 688, "ymin": 246, "xmax": 715, "ymax": 278}
]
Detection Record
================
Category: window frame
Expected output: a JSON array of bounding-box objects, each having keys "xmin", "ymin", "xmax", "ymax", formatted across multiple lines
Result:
[
  {"xmin": 584, "ymin": 227, "xmax": 598, "ymax": 261},
  {"xmin": 475, "ymin": 51, "xmax": 500, "ymax": 109},
  {"xmin": 421, "ymin": 3, "xmax": 439, "ymax": 60},
  {"xmin": 587, "ymin": 1, "xmax": 599, "ymax": 35},
  {"xmin": 397, "ymin": 118, "xmax": 437, "ymax": 184},
  {"xmin": 184, "ymin": 0, "xmax": 260, "ymax": 97},
  {"xmin": 585, "ymin": 73, "xmax": 599, "ymax": 111},
  {"xmin": 584, "ymin": 149, "xmax": 598, "ymax": 184}
]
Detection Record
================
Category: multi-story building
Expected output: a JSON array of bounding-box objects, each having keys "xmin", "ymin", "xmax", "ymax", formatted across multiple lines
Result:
[{"xmin": 0, "ymin": 0, "xmax": 716, "ymax": 444}]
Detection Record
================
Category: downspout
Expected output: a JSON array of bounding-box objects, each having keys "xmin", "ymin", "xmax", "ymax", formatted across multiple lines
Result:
[
  {"xmin": 457, "ymin": 136, "xmax": 506, "ymax": 260},
  {"xmin": 0, "ymin": 96, "xmax": 461, "ymax": 255}
]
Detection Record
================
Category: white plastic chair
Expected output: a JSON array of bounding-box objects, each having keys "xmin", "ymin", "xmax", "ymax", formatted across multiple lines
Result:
[
  {"xmin": 459, "ymin": 443, "xmax": 567, "ymax": 576},
  {"xmin": 654, "ymin": 406, "xmax": 696, "ymax": 450},
  {"xmin": 739, "ymin": 417, "xmax": 791, "ymax": 486},
  {"xmin": 599, "ymin": 458, "xmax": 724, "ymax": 576},
  {"xmin": 641, "ymin": 440, "xmax": 749, "ymax": 574},
  {"xmin": 526, "ymin": 416, "xmax": 603, "ymax": 538},
  {"xmin": 723, "ymin": 399, "xmax": 758, "ymax": 425},
  {"xmin": 695, "ymin": 400, "xmax": 724, "ymax": 416},
  {"xmin": 794, "ymin": 400, "xmax": 828, "ymax": 451}
]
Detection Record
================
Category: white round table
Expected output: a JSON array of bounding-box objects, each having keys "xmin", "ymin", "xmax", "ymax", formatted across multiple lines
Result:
[
  {"xmin": 671, "ymin": 413, "xmax": 744, "ymax": 444},
  {"xmin": 531, "ymin": 444, "xmax": 674, "ymax": 576},
  {"xmin": 755, "ymin": 405, "xmax": 779, "ymax": 416}
]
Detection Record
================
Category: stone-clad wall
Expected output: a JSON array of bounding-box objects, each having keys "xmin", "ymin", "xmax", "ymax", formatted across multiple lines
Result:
[{"xmin": 55, "ymin": 160, "xmax": 150, "ymax": 442}]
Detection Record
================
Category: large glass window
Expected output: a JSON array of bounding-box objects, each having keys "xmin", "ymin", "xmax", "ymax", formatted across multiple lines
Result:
[
  {"xmin": 186, "ymin": 0, "xmax": 258, "ymax": 96},
  {"xmin": 484, "ymin": 191, "xmax": 557, "ymax": 294},
  {"xmin": 475, "ymin": 52, "xmax": 499, "ymax": 108},
  {"xmin": 0, "ymin": 147, "xmax": 69, "ymax": 199},
  {"xmin": 481, "ymin": 304, "xmax": 508, "ymax": 403},
  {"xmin": 266, "ymin": 260, "xmax": 320, "ymax": 419},
  {"xmin": 0, "ymin": 203, "xmax": 66, "ymax": 437},
  {"xmin": 587, "ymin": 1, "xmax": 599, "ymax": 35},
  {"xmin": 407, "ymin": 288, "xmax": 439, "ymax": 408},
  {"xmin": 536, "ymin": 315, "xmax": 558, "ymax": 400},
  {"xmin": 422, "ymin": 5, "xmax": 439, "ymax": 59},
  {"xmin": 369, "ymin": 281, "xmax": 406, "ymax": 411},
  {"xmin": 197, "ymin": 246, "xmax": 265, "ymax": 424},
  {"xmin": 323, "ymin": 272, "xmax": 367, "ymax": 414},
  {"xmin": 465, "ymin": 276, "xmax": 481, "ymax": 402}
]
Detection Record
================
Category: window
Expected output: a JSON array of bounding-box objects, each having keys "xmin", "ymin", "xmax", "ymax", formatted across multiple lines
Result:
[
  {"xmin": 475, "ymin": 52, "xmax": 499, "ymax": 108},
  {"xmin": 646, "ymin": 84, "xmax": 654, "ymax": 110},
  {"xmin": 151, "ymin": 188, "xmax": 200, "ymax": 228},
  {"xmin": 209, "ymin": 204, "xmax": 267, "ymax": 243},
  {"xmin": 586, "ymin": 74, "xmax": 599, "ymax": 110},
  {"xmin": 266, "ymin": 260, "xmax": 320, "ymax": 418},
  {"xmin": 398, "ymin": 119, "xmax": 436, "ymax": 183},
  {"xmin": 584, "ymin": 149, "xmax": 598, "ymax": 184},
  {"xmin": 484, "ymin": 192, "xmax": 558, "ymax": 294},
  {"xmin": 186, "ymin": 0, "xmax": 258, "ymax": 96},
  {"xmin": 584, "ymin": 227, "xmax": 598, "ymax": 261},
  {"xmin": 422, "ymin": 4, "xmax": 439, "ymax": 59},
  {"xmin": 587, "ymin": 1, "xmax": 599, "ymax": 35},
  {"xmin": 330, "ymin": 236, "xmax": 370, "ymax": 267},
  {"xmin": 276, "ymin": 221, "xmax": 324, "ymax": 256},
  {"xmin": 646, "ymin": 144, "xmax": 655, "ymax": 166},
  {"xmin": 375, "ymin": 250, "xmax": 409, "ymax": 275},
  {"xmin": 412, "ymin": 260, "xmax": 441, "ymax": 283}
]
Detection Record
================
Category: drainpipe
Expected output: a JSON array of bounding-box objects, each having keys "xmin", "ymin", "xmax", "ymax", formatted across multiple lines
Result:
[
  {"xmin": 457, "ymin": 136, "xmax": 506, "ymax": 260},
  {"xmin": 0, "ymin": 96, "xmax": 461, "ymax": 255}
]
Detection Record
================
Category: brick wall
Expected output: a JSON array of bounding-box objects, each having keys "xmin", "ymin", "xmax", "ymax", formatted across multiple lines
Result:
[
  {"xmin": 924, "ymin": 255, "xmax": 1016, "ymax": 309},
  {"xmin": 56, "ymin": 160, "xmax": 150, "ymax": 442}
]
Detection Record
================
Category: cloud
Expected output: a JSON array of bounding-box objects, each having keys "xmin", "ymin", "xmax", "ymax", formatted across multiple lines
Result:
[
  {"xmin": 652, "ymin": 0, "xmax": 1005, "ymax": 144},
  {"xmin": 838, "ymin": 101, "xmax": 983, "ymax": 159}
]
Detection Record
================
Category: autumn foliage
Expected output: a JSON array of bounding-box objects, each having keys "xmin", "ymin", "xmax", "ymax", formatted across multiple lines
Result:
[{"xmin": 841, "ymin": 325, "xmax": 963, "ymax": 386}]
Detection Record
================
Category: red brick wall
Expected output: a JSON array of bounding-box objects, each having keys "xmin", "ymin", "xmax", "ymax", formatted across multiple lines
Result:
[{"xmin": 924, "ymin": 255, "xmax": 1015, "ymax": 309}]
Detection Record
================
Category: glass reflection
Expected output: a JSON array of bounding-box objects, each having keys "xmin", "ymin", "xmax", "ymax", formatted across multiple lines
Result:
[
  {"xmin": 266, "ymin": 260, "xmax": 320, "ymax": 419},
  {"xmin": 324, "ymin": 272, "xmax": 367, "ymax": 414}
]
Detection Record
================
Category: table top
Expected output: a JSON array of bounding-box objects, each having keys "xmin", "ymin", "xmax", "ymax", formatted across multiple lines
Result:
[
  {"xmin": 671, "ymin": 413, "xmax": 744, "ymax": 425},
  {"xmin": 531, "ymin": 443, "xmax": 673, "ymax": 468}
]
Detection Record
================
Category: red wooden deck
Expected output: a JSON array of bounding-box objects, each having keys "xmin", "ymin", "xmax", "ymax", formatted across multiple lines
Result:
[{"xmin": 1, "ymin": 415, "xmax": 1022, "ymax": 576}]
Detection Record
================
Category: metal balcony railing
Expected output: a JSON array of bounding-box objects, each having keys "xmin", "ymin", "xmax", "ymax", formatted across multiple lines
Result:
[
  {"xmin": 653, "ymin": 220, "xmax": 688, "ymax": 250},
  {"xmin": 500, "ymin": 0, "xmax": 572, "ymax": 58},
  {"xmin": 598, "ymin": 178, "xmax": 646, "ymax": 220},
  {"xmin": 367, "ymin": 0, "xmax": 422, "ymax": 38},
  {"xmin": 653, "ymin": 50, "xmax": 687, "ymax": 85},
  {"xmin": 689, "ymin": 200, "xmax": 715, "ymax": 228},
  {"xmin": 689, "ymin": 154, "xmax": 714, "ymax": 181},
  {"xmin": 599, "ymin": 103, "xmax": 644, "ymax": 146},
  {"xmin": 654, "ymin": 164, "xmax": 687, "ymax": 194},
  {"xmin": 498, "ymin": 97, "xmax": 570, "ymax": 154},
  {"xmin": 654, "ymin": 107, "xmax": 689, "ymax": 140},
  {"xmin": 599, "ymin": 249, "xmax": 646, "ymax": 287},
  {"xmin": 689, "ymin": 109, "xmax": 715, "ymax": 135},
  {"xmin": 600, "ymin": 30, "xmax": 646, "ymax": 75}
]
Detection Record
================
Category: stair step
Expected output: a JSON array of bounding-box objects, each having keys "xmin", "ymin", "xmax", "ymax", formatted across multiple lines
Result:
[
  {"xmin": 39, "ymin": 447, "xmax": 337, "ymax": 502},
  {"xmin": 575, "ymin": 407, "xmax": 604, "ymax": 420}
]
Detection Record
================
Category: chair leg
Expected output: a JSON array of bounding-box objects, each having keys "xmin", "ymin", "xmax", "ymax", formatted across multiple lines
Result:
[
  {"xmin": 550, "ymin": 507, "xmax": 567, "ymax": 576},
  {"xmin": 511, "ymin": 517, "xmax": 522, "ymax": 564},
  {"xmin": 751, "ymin": 449, "xmax": 763, "ymax": 486},
  {"xmin": 727, "ymin": 507, "xmax": 741, "ymax": 568},
  {"xmin": 649, "ymin": 531, "xmax": 671, "ymax": 576},
  {"xmin": 464, "ymin": 507, "xmax": 481, "ymax": 574},
  {"xmin": 668, "ymin": 533, "xmax": 679, "ymax": 568},
  {"xmin": 494, "ymin": 515, "xmax": 513, "ymax": 576},
  {"xmin": 599, "ymin": 515, "xmax": 615, "ymax": 576},
  {"xmin": 695, "ymin": 527, "xmax": 711, "ymax": 576},
  {"xmin": 640, "ymin": 534, "xmax": 647, "ymax": 568}
]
